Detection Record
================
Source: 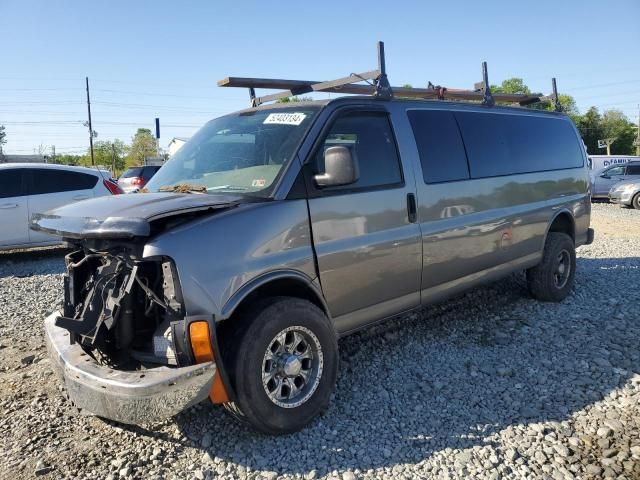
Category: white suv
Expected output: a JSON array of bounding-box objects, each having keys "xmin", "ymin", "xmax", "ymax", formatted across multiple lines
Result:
[{"xmin": 0, "ymin": 163, "xmax": 121, "ymax": 250}]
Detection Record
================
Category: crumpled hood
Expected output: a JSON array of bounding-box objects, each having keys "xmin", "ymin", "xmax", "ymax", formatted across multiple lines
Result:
[{"xmin": 31, "ymin": 192, "xmax": 244, "ymax": 239}]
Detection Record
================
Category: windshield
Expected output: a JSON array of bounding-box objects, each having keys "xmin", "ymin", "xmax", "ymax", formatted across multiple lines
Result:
[{"xmin": 145, "ymin": 106, "xmax": 320, "ymax": 195}]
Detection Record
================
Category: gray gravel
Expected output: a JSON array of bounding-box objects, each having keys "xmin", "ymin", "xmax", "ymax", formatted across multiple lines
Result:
[{"xmin": 0, "ymin": 203, "xmax": 638, "ymax": 480}]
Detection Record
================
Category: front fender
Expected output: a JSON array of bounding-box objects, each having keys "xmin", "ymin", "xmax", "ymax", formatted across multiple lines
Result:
[
  {"xmin": 142, "ymin": 200, "xmax": 317, "ymax": 320},
  {"xmin": 219, "ymin": 269, "xmax": 328, "ymax": 321}
]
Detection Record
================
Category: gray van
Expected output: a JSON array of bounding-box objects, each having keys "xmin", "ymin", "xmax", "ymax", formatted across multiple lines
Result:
[{"xmin": 34, "ymin": 54, "xmax": 593, "ymax": 434}]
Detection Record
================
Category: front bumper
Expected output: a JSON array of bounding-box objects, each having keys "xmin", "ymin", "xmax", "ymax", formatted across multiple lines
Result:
[
  {"xmin": 608, "ymin": 192, "xmax": 633, "ymax": 206},
  {"xmin": 44, "ymin": 311, "xmax": 216, "ymax": 424}
]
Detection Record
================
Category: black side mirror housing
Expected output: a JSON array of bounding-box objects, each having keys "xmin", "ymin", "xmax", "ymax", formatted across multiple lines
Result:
[{"xmin": 314, "ymin": 146, "xmax": 359, "ymax": 187}]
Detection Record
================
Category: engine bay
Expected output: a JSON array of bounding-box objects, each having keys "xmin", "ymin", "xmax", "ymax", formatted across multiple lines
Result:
[{"xmin": 57, "ymin": 246, "xmax": 188, "ymax": 369}]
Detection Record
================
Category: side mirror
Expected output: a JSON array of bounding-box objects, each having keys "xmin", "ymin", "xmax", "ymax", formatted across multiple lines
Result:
[
  {"xmin": 314, "ymin": 146, "xmax": 359, "ymax": 187},
  {"xmin": 600, "ymin": 174, "xmax": 610, "ymax": 179}
]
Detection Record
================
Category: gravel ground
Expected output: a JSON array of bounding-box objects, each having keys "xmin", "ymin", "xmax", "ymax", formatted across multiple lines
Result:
[{"xmin": 0, "ymin": 203, "xmax": 638, "ymax": 480}]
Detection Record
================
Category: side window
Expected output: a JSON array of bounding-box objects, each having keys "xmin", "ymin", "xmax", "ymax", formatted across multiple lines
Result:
[
  {"xmin": 30, "ymin": 169, "xmax": 98, "ymax": 195},
  {"xmin": 0, "ymin": 169, "xmax": 26, "ymax": 199},
  {"xmin": 315, "ymin": 112, "xmax": 402, "ymax": 190},
  {"xmin": 625, "ymin": 164, "xmax": 640, "ymax": 175},
  {"xmin": 455, "ymin": 112, "xmax": 584, "ymax": 178},
  {"xmin": 407, "ymin": 110, "xmax": 469, "ymax": 183},
  {"xmin": 606, "ymin": 166, "xmax": 625, "ymax": 177},
  {"xmin": 142, "ymin": 167, "xmax": 156, "ymax": 181}
]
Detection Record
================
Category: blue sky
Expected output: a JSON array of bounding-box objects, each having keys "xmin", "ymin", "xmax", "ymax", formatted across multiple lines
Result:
[{"xmin": 1, "ymin": 0, "xmax": 639, "ymax": 155}]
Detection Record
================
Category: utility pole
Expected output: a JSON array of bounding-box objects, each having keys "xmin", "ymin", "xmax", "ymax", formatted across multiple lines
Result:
[
  {"xmin": 86, "ymin": 77, "xmax": 95, "ymax": 166},
  {"xmin": 111, "ymin": 142, "xmax": 116, "ymax": 176},
  {"xmin": 635, "ymin": 104, "xmax": 640, "ymax": 156},
  {"xmin": 155, "ymin": 117, "xmax": 161, "ymax": 157},
  {"xmin": 51, "ymin": 145, "xmax": 56, "ymax": 164}
]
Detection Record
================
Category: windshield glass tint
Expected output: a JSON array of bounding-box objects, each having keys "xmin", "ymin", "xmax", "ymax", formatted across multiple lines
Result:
[{"xmin": 145, "ymin": 107, "xmax": 319, "ymax": 195}]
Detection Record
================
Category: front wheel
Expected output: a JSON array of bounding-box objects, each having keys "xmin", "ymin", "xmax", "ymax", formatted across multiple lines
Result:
[
  {"xmin": 526, "ymin": 232, "xmax": 576, "ymax": 302},
  {"xmin": 225, "ymin": 297, "xmax": 338, "ymax": 434},
  {"xmin": 632, "ymin": 192, "xmax": 640, "ymax": 210}
]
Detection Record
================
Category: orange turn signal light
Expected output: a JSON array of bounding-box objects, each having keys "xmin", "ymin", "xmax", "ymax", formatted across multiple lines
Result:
[
  {"xmin": 189, "ymin": 321, "xmax": 214, "ymax": 363},
  {"xmin": 188, "ymin": 321, "xmax": 230, "ymax": 404}
]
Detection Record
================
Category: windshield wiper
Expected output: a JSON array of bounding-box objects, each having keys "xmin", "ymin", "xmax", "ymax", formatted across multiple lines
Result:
[
  {"xmin": 158, "ymin": 183, "xmax": 208, "ymax": 194},
  {"xmin": 207, "ymin": 185, "xmax": 249, "ymax": 191}
]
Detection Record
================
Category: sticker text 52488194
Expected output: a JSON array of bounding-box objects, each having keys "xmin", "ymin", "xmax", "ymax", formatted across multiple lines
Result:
[{"xmin": 263, "ymin": 112, "xmax": 307, "ymax": 126}]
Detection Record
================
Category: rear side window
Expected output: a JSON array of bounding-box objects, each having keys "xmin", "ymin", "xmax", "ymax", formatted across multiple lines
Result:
[
  {"xmin": 0, "ymin": 169, "xmax": 26, "ymax": 198},
  {"xmin": 407, "ymin": 110, "xmax": 469, "ymax": 183},
  {"xmin": 30, "ymin": 169, "xmax": 98, "ymax": 195},
  {"xmin": 316, "ymin": 112, "xmax": 402, "ymax": 190},
  {"xmin": 455, "ymin": 112, "xmax": 584, "ymax": 178},
  {"xmin": 626, "ymin": 164, "xmax": 640, "ymax": 175},
  {"xmin": 121, "ymin": 167, "xmax": 144, "ymax": 178},
  {"xmin": 142, "ymin": 166, "xmax": 160, "ymax": 181}
]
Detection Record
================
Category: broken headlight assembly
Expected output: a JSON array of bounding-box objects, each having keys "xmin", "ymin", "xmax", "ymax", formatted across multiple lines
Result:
[{"xmin": 58, "ymin": 248, "xmax": 191, "ymax": 369}]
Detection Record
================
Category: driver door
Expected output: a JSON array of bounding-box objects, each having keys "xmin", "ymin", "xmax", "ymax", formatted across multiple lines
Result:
[
  {"xmin": 305, "ymin": 109, "xmax": 422, "ymax": 334},
  {"xmin": 594, "ymin": 165, "xmax": 626, "ymax": 196}
]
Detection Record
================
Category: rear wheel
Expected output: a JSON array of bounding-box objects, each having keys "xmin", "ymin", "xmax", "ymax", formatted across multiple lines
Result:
[
  {"xmin": 224, "ymin": 297, "xmax": 338, "ymax": 434},
  {"xmin": 632, "ymin": 192, "xmax": 640, "ymax": 210},
  {"xmin": 526, "ymin": 232, "xmax": 576, "ymax": 302}
]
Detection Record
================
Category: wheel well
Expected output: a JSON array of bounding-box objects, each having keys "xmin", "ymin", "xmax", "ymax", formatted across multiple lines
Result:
[
  {"xmin": 215, "ymin": 277, "xmax": 328, "ymax": 396},
  {"xmin": 548, "ymin": 212, "xmax": 575, "ymax": 243}
]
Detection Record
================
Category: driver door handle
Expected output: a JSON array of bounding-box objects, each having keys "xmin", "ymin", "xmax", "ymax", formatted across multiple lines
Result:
[
  {"xmin": 0, "ymin": 203, "xmax": 18, "ymax": 209},
  {"xmin": 72, "ymin": 195, "xmax": 90, "ymax": 201},
  {"xmin": 407, "ymin": 193, "xmax": 417, "ymax": 223}
]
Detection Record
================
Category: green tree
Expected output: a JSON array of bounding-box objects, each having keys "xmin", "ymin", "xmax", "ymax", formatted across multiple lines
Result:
[
  {"xmin": 126, "ymin": 128, "xmax": 157, "ymax": 166},
  {"xmin": 575, "ymin": 107, "xmax": 603, "ymax": 155},
  {"xmin": 89, "ymin": 140, "xmax": 128, "ymax": 174},
  {"xmin": 276, "ymin": 96, "xmax": 313, "ymax": 103},
  {"xmin": 601, "ymin": 109, "xmax": 637, "ymax": 155},
  {"xmin": 491, "ymin": 78, "xmax": 531, "ymax": 95}
]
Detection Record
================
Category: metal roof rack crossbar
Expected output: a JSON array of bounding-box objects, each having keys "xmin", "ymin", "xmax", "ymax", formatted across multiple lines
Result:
[{"xmin": 217, "ymin": 41, "xmax": 557, "ymax": 109}]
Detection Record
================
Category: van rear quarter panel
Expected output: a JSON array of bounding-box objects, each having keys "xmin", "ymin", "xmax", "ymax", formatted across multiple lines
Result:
[
  {"xmin": 416, "ymin": 172, "xmax": 589, "ymax": 289},
  {"xmin": 387, "ymin": 102, "xmax": 590, "ymax": 291}
]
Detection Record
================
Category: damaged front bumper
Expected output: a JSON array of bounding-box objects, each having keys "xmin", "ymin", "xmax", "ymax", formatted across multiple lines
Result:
[{"xmin": 44, "ymin": 311, "xmax": 216, "ymax": 424}]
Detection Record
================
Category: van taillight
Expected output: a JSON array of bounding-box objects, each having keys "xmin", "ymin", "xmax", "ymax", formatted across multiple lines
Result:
[{"xmin": 103, "ymin": 179, "xmax": 123, "ymax": 195}]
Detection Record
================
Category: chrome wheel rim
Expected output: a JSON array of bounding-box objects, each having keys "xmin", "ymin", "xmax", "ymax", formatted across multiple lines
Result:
[
  {"xmin": 554, "ymin": 249, "xmax": 571, "ymax": 289},
  {"xmin": 262, "ymin": 326, "xmax": 323, "ymax": 408}
]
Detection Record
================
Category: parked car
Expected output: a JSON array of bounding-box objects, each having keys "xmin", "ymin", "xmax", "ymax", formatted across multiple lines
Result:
[
  {"xmin": 590, "ymin": 160, "xmax": 640, "ymax": 199},
  {"xmin": 34, "ymin": 93, "xmax": 593, "ymax": 434},
  {"xmin": 0, "ymin": 163, "xmax": 121, "ymax": 251},
  {"xmin": 117, "ymin": 165, "xmax": 161, "ymax": 193},
  {"xmin": 609, "ymin": 178, "xmax": 640, "ymax": 209}
]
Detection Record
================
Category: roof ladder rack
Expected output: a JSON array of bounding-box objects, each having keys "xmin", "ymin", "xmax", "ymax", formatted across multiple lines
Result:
[
  {"xmin": 551, "ymin": 77, "xmax": 562, "ymax": 112},
  {"xmin": 218, "ymin": 41, "xmax": 555, "ymax": 109},
  {"xmin": 374, "ymin": 41, "xmax": 393, "ymax": 99},
  {"xmin": 480, "ymin": 62, "xmax": 495, "ymax": 107}
]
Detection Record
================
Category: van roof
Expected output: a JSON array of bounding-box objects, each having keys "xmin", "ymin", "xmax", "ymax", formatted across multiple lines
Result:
[{"xmin": 232, "ymin": 95, "xmax": 569, "ymax": 119}]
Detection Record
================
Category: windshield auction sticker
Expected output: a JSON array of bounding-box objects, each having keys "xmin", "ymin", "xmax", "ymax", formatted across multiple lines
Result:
[{"xmin": 263, "ymin": 112, "xmax": 307, "ymax": 126}]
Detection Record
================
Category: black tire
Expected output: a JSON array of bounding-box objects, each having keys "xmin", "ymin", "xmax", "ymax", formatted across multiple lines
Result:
[
  {"xmin": 526, "ymin": 232, "xmax": 576, "ymax": 302},
  {"xmin": 224, "ymin": 297, "xmax": 338, "ymax": 434},
  {"xmin": 632, "ymin": 192, "xmax": 640, "ymax": 210}
]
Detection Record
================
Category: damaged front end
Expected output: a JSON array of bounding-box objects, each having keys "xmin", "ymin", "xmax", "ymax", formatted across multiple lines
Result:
[
  {"xmin": 43, "ymin": 243, "xmax": 218, "ymax": 424},
  {"xmin": 34, "ymin": 193, "xmax": 244, "ymax": 424},
  {"xmin": 59, "ymin": 246, "xmax": 190, "ymax": 368}
]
